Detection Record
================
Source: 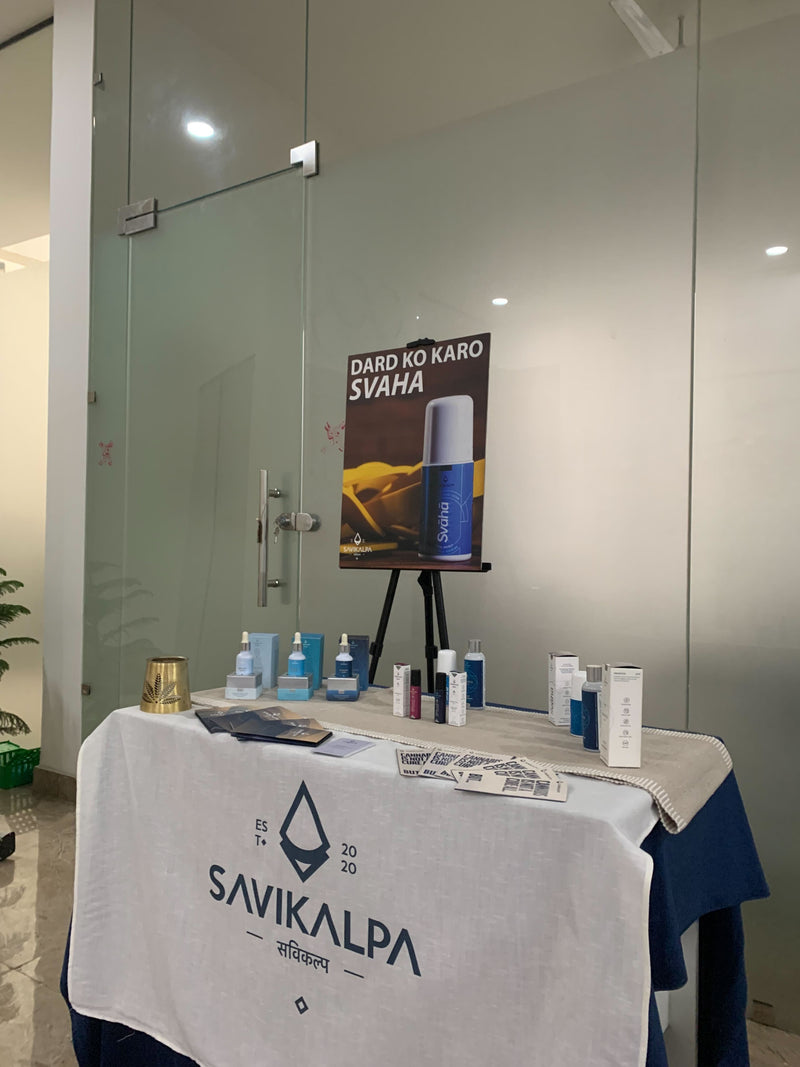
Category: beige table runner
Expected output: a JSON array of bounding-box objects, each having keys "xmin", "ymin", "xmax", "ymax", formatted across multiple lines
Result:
[{"xmin": 195, "ymin": 687, "xmax": 732, "ymax": 833}]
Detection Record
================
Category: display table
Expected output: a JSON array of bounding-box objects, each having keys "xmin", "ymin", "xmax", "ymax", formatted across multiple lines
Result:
[{"xmin": 63, "ymin": 699, "xmax": 767, "ymax": 1067}]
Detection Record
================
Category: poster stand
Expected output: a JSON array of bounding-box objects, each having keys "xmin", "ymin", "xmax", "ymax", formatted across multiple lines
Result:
[{"xmin": 368, "ymin": 563, "xmax": 491, "ymax": 691}]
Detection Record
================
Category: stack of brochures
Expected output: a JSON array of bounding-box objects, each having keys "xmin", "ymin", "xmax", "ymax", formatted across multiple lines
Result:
[
  {"xmin": 396, "ymin": 749, "xmax": 568, "ymax": 802},
  {"xmin": 195, "ymin": 705, "xmax": 332, "ymax": 747}
]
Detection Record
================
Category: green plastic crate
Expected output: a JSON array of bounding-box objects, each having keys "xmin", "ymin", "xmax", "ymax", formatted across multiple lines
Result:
[{"xmin": 0, "ymin": 742, "xmax": 41, "ymax": 789}]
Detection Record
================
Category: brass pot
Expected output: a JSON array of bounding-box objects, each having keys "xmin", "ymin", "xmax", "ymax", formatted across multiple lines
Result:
[{"xmin": 140, "ymin": 656, "xmax": 191, "ymax": 713}]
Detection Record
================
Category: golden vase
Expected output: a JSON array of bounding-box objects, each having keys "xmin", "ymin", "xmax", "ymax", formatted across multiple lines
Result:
[{"xmin": 140, "ymin": 656, "xmax": 191, "ymax": 713}]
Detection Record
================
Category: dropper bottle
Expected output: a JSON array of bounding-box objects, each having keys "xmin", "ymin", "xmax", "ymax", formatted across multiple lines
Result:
[
  {"xmin": 288, "ymin": 632, "xmax": 306, "ymax": 677},
  {"xmin": 335, "ymin": 634, "xmax": 353, "ymax": 678},
  {"xmin": 235, "ymin": 631, "xmax": 254, "ymax": 676}
]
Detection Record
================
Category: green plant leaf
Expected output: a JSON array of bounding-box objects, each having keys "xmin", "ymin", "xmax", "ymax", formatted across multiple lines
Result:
[
  {"xmin": 0, "ymin": 659, "xmax": 8, "ymax": 680},
  {"xmin": 0, "ymin": 604, "xmax": 32, "ymax": 626},
  {"xmin": 0, "ymin": 711, "xmax": 31, "ymax": 736},
  {"xmin": 0, "ymin": 637, "xmax": 38, "ymax": 649},
  {"xmin": 0, "ymin": 581, "xmax": 24, "ymax": 597}
]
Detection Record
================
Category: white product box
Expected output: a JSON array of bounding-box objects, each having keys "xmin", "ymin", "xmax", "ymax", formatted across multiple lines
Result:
[
  {"xmin": 225, "ymin": 672, "xmax": 263, "ymax": 700},
  {"xmin": 393, "ymin": 663, "xmax": 411, "ymax": 717},
  {"xmin": 548, "ymin": 652, "xmax": 578, "ymax": 727},
  {"xmin": 599, "ymin": 664, "xmax": 643, "ymax": 767},
  {"xmin": 447, "ymin": 671, "xmax": 467, "ymax": 727}
]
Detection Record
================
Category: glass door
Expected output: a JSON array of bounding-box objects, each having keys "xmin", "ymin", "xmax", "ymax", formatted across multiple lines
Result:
[
  {"xmin": 118, "ymin": 172, "xmax": 304, "ymax": 704},
  {"xmin": 84, "ymin": 171, "xmax": 305, "ymax": 726},
  {"xmin": 83, "ymin": 0, "xmax": 308, "ymax": 728}
]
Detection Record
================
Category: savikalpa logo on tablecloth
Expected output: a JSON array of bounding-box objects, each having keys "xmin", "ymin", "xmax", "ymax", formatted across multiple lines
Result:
[
  {"xmin": 207, "ymin": 778, "xmax": 422, "ymax": 976},
  {"xmin": 279, "ymin": 781, "xmax": 330, "ymax": 883}
]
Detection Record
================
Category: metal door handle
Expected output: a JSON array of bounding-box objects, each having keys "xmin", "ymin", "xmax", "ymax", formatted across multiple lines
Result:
[
  {"xmin": 257, "ymin": 470, "xmax": 283, "ymax": 606},
  {"xmin": 275, "ymin": 511, "xmax": 321, "ymax": 533}
]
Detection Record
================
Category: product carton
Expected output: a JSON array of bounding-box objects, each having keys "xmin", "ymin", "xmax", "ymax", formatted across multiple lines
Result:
[
  {"xmin": 300, "ymin": 633, "xmax": 325, "ymax": 690},
  {"xmin": 548, "ymin": 652, "xmax": 578, "ymax": 727},
  {"xmin": 393, "ymin": 663, "xmax": 411, "ymax": 717},
  {"xmin": 248, "ymin": 633, "xmax": 279, "ymax": 689},
  {"xmin": 348, "ymin": 634, "xmax": 370, "ymax": 691},
  {"xmin": 599, "ymin": 664, "xmax": 643, "ymax": 768},
  {"xmin": 447, "ymin": 671, "xmax": 467, "ymax": 726}
]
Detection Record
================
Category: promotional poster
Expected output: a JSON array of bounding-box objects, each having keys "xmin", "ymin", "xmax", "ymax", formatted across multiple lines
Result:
[{"xmin": 340, "ymin": 333, "xmax": 490, "ymax": 571}]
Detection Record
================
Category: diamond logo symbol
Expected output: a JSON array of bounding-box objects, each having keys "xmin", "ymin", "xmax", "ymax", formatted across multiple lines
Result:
[{"xmin": 279, "ymin": 781, "xmax": 330, "ymax": 882}]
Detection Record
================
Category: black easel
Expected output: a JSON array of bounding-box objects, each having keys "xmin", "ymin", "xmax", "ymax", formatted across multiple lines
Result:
[
  {"xmin": 368, "ymin": 564, "xmax": 490, "ymax": 691},
  {"xmin": 365, "ymin": 335, "xmax": 489, "ymax": 688}
]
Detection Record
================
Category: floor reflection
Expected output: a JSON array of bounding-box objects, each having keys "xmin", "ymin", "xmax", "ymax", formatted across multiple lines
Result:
[{"xmin": 0, "ymin": 785, "xmax": 77, "ymax": 1067}]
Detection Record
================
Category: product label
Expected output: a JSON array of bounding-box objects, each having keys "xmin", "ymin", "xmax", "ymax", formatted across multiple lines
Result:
[
  {"xmin": 419, "ymin": 463, "xmax": 473, "ymax": 558},
  {"xmin": 465, "ymin": 659, "xmax": 484, "ymax": 708}
]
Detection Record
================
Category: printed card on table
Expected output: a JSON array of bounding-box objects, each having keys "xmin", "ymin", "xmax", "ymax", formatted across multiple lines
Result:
[
  {"xmin": 396, "ymin": 749, "xmax": 432, "ymax": 777},
  {"xmin": 455, "ymin": 769, "xmax": 568, "ymax": 802},
  {"xmin": 419, "ymin": 751, "xmax": 465, "ymax": 780}
]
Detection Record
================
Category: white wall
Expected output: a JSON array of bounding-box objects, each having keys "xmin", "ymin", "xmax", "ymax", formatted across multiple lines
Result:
[
  {"xmin": 0, "ymin": 28, "xmax": 52, "ymax": 750},
  {"xmin": 40, "ymin": 0, "xmax": 94, "ymax": 775}
]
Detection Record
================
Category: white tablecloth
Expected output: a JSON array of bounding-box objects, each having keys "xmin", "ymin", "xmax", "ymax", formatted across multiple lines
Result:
[{"xmin": 69, "ymin": 707, "xmax": 657, "ymax": 1067}]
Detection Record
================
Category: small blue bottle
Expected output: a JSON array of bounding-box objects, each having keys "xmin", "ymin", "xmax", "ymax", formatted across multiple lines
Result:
[
  {"xmin": 570, "ymin": 670, "xmax": 587, "ymax": 736},
  {"xmin": 335, "ymin": 634, "xmax": 353, "ymax": 678},
  {"xmin": 582, "ymin": 665, "xmax": 603, "ymax": 751}
]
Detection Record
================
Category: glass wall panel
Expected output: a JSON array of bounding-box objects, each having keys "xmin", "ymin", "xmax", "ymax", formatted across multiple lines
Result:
[
  {"xmin": 301, "ymin": 2, "xmax": 698, "ymax": 724},
  {"xmin": 129, "ymin": 0, "xmax": 306, "ymax": 209},
  {"xmin": 114, "ymin": 172, "xmax": 304, "ymax": 708},
  {"xmin": 83, "ymin": 0, "xmax": 134, "ymax": 736},
  {"xmin": 690, "ymin": 1, "xmax": 800, "ymax": 1031}
]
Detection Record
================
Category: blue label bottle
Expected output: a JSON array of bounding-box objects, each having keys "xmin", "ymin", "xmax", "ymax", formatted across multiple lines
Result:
[{"xmin": 582, "ymin": 666, "xmax": 602, "ymax": 751}]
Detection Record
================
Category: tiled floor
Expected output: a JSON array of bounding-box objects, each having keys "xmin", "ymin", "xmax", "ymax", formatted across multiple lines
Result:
[
  {"xmin": 0, "ymin": 786, "xmax": 77, "ymax": 1067},
  {"xmin": 1, "ymin": 785, "xmax": 798, "ymax": 1066}
]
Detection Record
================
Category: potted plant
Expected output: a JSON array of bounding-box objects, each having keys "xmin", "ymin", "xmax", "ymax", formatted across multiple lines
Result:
[{"xmin": 0, "ymin": 567, "xmax": 38, "ymax": 860}]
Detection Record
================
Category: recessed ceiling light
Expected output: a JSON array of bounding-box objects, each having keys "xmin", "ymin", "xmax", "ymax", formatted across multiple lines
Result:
[
  {"xmin": 186, "ymin": 120, "xmax": 215, "ymax": 140},
  {"xmin": 492, "ymin": 297, "xmax": 508, "ymax": 306},
  {"xmin": 765, "ymin": 245, "xmax": 788, "ymax": 256}
]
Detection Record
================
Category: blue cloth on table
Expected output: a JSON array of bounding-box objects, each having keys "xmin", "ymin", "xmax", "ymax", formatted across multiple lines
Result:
[
  {"xmin": 61, "ymin": 770, "xmax": 768, "ymax": 1067},
  {"xmin": 644, "ymin": 770, "xmax": 769, "ymax": 1067}
]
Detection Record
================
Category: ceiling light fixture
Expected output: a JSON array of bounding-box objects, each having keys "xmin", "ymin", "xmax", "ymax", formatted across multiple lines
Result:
[
  {"xmin": 765, "ymin": 245, "xmax": 788, "ymax": 256},
  {"xmin": 609, "ymin": 0, "xmax": 674, "ymax": 59},
  {"xmin": 492, "ymin": 297, "xmax": 508, "ymax": 306},
  {"xmin": 186, "ymin": 120, "xmax": 215, "ymax": 140}
]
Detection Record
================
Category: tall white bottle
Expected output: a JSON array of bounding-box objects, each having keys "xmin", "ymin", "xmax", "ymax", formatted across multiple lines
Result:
[{"xmin": 464, "ymin": 638, "xmax": 486, "ymax": 709}]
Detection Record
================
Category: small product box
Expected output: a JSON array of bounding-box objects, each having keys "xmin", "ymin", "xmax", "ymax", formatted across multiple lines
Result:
[
  {"xmin": 447, "ymin": 671, "xmax": 467, "ymax": 727},
  {"xmin": 393, "ymin": 663, "xmax": 411, "ymax": 717},
  {"xmin": 248, "ymin": 633, "xmax": 279, "ymax": 689},
  {"xmin": 225, "ymin": 672, "xmax": 263, "ymax": 700},
  {"xmin": 276, "ymin": 674, "xmax": 314, "ymax": 701},
  {"xmin": 599, "ymin": 664, "xmax": 643, "ymax": 768},
  {"xmin": 348, "ymin": 634, "xmax": 370, "ymax": 691},
  {"xmin": 326, "ymin": 676, "xmax": 360, "ymax": 702},
  {"xmin": 301, "ymin": 633, "xmax": 325, "ymax": 690},
  {"xmin": 548, "ymin": 652, "xmax": 578, "ymax": 727}
]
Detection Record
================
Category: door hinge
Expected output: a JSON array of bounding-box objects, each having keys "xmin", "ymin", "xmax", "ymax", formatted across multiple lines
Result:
[
  {"xmin": 289, "ymin": 140, "xmax": 319, "ymax": 177},
  {"xmin": 117, "ymin": 197, "xmax": 157, "ymax": 236},
  {"xmin": 87, "ymin": 390, "xmax": 97, "ymax": 404}
]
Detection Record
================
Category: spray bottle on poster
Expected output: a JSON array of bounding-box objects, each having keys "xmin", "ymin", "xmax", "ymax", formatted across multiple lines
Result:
[{"xmin": 418, "ymin": 395, "xmax": 474, "ymax": 561}]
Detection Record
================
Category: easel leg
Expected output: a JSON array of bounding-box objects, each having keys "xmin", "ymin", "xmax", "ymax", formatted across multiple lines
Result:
[
  {"xmin": 369, "ymin": 569, "xmax": 400, "ymax": 684},
  {"xmin": 431, "ymin": 571, "xmax": 449, "ymax": 652},
  {"xmin": 417, "ymin": 571, "xmax": 438, "ymax": 691}
]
